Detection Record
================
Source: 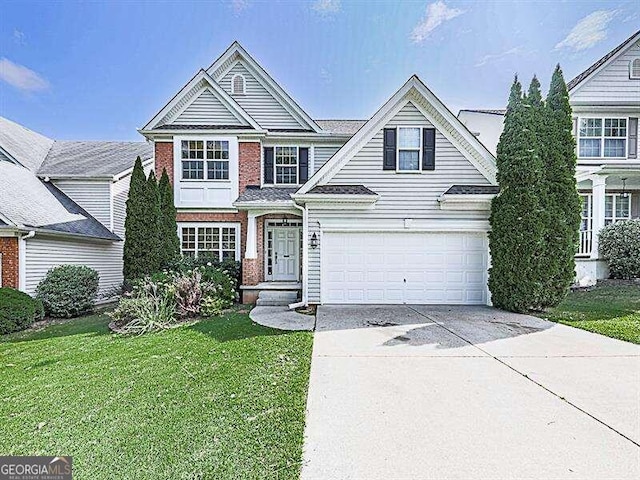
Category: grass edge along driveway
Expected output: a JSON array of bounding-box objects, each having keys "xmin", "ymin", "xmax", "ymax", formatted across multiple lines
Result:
[{"xmin": 0, "ymin": 311, "xmax": 313, "ymax": 480}]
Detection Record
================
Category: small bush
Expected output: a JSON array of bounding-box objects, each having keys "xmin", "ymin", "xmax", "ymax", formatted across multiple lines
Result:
[
  {"xmin": 0, "ymin": 288, "xmax": 44, "ymax": 335},
  {"xmin": 166, "ymin": 257, "xmax": 241, "ymax": 292},
  {"xmin": 36, "ymin": 265, "xmax": 99, "ymax": 318},
  {"xmin": 109, "ymin": 286, "xmax": 176, "ymax": 335},
  {"xmin": 599, "ymin": 220, "xmax": 640, "ymax": 279}
]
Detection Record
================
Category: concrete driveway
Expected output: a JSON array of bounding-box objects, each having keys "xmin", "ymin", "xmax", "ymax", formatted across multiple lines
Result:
[{"xmin": 301, "ymin": 305, "xmax": 640, "ymax": 480}]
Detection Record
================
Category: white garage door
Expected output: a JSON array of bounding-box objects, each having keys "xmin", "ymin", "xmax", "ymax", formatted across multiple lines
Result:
[{"xmin": 322, "ymin": 232, "xmax": 489, "ymax": 305}]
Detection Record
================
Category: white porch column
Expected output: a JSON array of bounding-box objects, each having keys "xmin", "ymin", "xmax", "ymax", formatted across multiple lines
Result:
[
  {"xmin": 245, "ymin": 212, "xmax": 258, "ymax": 259},
  {"xmin": 590, "ymin": 175, "xmax": 607, "ymax": 259}
]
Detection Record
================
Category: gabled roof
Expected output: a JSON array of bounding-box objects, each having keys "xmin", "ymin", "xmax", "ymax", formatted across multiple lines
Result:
[
  {"xmin": 314, "ymin": 120, "xmax": 367, "ymax": 135},
  {"xmin": 0, "ymin": 116, "xmax": 54, "ymax": 172},
  {"xmin": 140, "ymin": 69, "xmax": 262, "ymax": 132},
  {"xmin": 298, "ymin": 75, "xmax": 497, "ymax": 194},
  {"xmin": 0, "ymin": 161, "xmax": 119, "ymax": 241},
  {"xmin": 207, "ymin": 42, "xmax": 322, "ymax": 133},
  {"xmin": 38, "ymin": 141, "xmax": 153, "ymax": 178},
  {"xmin": 458, "ymin": 109, "xmax": 505, "ymax": 116},
  {"xmin": 567, "ymin": 30, "xmax": 640, "ymax": 92}
]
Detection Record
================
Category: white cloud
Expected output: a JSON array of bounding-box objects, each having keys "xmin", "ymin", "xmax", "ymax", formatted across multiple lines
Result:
[
  {"xmin": 13, "ymin": 29, "xmax": 26, "ymax": 45},
  {"xmin": 229, "ymin": 0, "xmax": 249, "ymax": 15},
  {"xmin": 0, "ymin": 58, "xmax": 49, "ymax": 92},
  {"xmin": 475, "ymin": 46, "xmax": 523, "ymax": 67},
  {"xmin": 555, "ymin": 10, "xmax": 616, "ymax": 51},
  {"xmin": 312, "ymin": 0, "xmax": 341, "ymax": 15},
  {"xmin": 411, "ymin": 1, "xmax": 465, "ymax": 44},
  {"xmin": 320, "ymin": 67, "xmax": 332, "ymax": 84}
]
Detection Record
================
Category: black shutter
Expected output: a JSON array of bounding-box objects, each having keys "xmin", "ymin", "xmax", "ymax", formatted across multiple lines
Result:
[
  {"xmin": 264, "ymin": 147, "xmax": 274, "ymax": 184},
  {"xmin": 422, "ymin": 128, "xmax": 435, "ymax": 171},
  {"xmin": 298, "ymin": 147, "xmax": 309, "ymax": 183},
  {"xmin": 383, "ymin": 128, "xmax": 396, "ymax": 170},
  {"xmin": 629, "ymin": 118, "xmax": 638, "ymax": 159}
]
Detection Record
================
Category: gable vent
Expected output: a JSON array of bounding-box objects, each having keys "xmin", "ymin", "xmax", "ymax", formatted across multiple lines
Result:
[
  {"xmin": 631, "ymin": 58, "xmax": 640, "ymax": 79},
  {"xmin": 232, "ymin": 74, "xmax": 246, "ymax": 94}
]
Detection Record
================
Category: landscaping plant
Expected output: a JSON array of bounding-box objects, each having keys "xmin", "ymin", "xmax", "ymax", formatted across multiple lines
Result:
[
  {"xmin": 0, "ymin": 288, "xmax": 44, "ymax": 334},
  {"xmin": 35, "ymin": 265, "xmax": 99, "ymax": 318},
  {"xmin": 123, "ymin": 157, "xmax": 151, "ymax": 281},
  {"xmin": 599, "ymin": 219, "xmax": 640, "ymax": 279},
  {"xmin": 158, "ymin": 168, "xmax": 181, "ymax": 269}
]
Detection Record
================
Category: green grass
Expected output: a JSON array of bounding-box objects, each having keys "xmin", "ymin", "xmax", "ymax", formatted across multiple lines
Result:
[
  {"xmin": 541, "ymin": 285, "xmax": 640, "ymax": 344},
  {"xmin": 0, "ymin": 311, "xmax": 313, "ymax": 479}
]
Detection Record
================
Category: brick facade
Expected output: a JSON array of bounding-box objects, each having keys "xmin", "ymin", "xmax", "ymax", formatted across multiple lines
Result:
[
  {"xmin": 0, "ymin": 237, "xmax": 19, "ymax": 289},
  {"xmin": 154, "ymin": 141, "xmax": 174, "ymax": 182},
  {"xmin": 238, "ymin": 142, "xmax": 261, "ymax": 193}
]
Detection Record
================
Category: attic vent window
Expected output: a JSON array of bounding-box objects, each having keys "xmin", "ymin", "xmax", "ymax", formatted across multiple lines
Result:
[
  {"xmin": 631, "ymin": 58, "xmax": 640, "ymax": 79},
  {"xmin": 232, "ymin": 74, "xmax": 245, "ymax": 94}
]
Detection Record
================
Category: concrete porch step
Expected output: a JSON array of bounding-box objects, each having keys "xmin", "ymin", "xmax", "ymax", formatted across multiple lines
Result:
[{"xmin": 256, "ymin": 289, "xmax": 300, "ymax": 306}]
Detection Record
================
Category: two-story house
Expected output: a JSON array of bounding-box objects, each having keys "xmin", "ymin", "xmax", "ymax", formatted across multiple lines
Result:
[
  {"xmin": 141, "ymin": 42, "xmax": 498, "ymax": 305},
  {"xmin": 459, "ymin": 30, "xmax": 640, "ymax": 286}
]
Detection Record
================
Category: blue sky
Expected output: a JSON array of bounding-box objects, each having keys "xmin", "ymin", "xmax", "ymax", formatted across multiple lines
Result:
[{"xmin": 1, "ymin": 0, "xmax": 638, "ymax": 140}]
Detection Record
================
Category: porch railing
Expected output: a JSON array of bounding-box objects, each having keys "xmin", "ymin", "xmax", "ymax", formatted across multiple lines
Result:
[{"xmin": 577, "ymin": 230, "xmax": 592, "ymax": 256}]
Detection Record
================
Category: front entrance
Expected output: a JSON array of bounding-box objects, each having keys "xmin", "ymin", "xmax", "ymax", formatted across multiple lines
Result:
[{"xmin": 266, "ymin": 223, "xmax": 301, "ymax": 282}]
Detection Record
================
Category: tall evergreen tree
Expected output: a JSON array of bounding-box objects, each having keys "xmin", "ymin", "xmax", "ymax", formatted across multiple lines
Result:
[
  {"xmin": 145, "ymin": 170, "xmax": 162, "ymax": 275},
  {"xmin": 488, "ymin": 77, "xmax": 546, "ymax": 312},
  {"xmin": 123, "ymin": 157, "xmax": 149, "ymax": 281},
  {"xmin": 158, "ymin": 168, "xmax": 180, "ymax": 268},
  {"xmin": 539, "ymin": 65, "xmax": 582, "ymax": 306}
]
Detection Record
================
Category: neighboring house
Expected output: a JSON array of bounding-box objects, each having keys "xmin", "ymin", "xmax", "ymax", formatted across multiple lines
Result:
[
  {"xmin": 0, "ymin": 116, "xmax": 153, "ymax": 297},
  {"xmin": 459, "ymin": 30, "xmax": 640, "ymax": 285},
  {"xmin": 140, "ymin": 42, "xmax": 498, "ymax": 305}
]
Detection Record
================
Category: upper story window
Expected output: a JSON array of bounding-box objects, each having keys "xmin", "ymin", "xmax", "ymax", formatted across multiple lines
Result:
[
  {"xmin": 181, "ymin": 140, "xmax": 229, "ymax": 180},
  {"xmin": 397, "ymin": 127, "xmax": 421, "ymax": 171},
  {"xmin": 275, "ymin": 146, "xmax": 298, "ymax": 184},
  {"xmin": 630, "ymin": 58, "xmax": 640, "ymax": 79},
  {"xmin": 231, "ymin": 74, "xmax": 245, "ymax": 95},
  {"xmin": 578, "ymin": 118, "xmax": 627, "ymax": 158}
]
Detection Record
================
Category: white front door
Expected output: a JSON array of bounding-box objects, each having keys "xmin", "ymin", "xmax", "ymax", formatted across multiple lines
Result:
[{"xmin": 271, "ymin": 227, "xmax": 300, "ymax": 281}]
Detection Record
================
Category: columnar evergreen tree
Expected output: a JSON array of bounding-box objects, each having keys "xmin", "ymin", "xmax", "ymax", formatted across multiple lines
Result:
[
  {"xmin": 123, "ymin": 157, "xmax": 149, "ymax": 281},
  {"xmin": 488, "ymin": 77, "xmax": 546, "ymax": 312},
  {"xmin": 145, "ymin": 171, "xmax": 162, "ymax": 275},
  {"xmin": 539, "ymin": 65, "xmax": 582, "ymax": 306},
  {"xmin": 158, "ymin": 168, "xmax": 180, "ymax": 268}
]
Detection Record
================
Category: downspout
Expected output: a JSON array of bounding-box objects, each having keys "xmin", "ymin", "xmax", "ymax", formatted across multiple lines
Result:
[
  {"xmin": 19, "ymin": 230, "xmax": 35, "ymax": 292},
  {"xmin": 289, "ymin": 200, "xmax": 308, "ymax": 309}
]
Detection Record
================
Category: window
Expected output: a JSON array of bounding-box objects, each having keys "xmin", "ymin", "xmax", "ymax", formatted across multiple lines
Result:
[
  {"xmin": 232, "ymin": 74, "xmax": 245, "ymax": 94},
  {"xmin": 397, "ymin": 127, "xmax": 421, "ymax": 171},
  {"xmin": 181, "ymin": 140, "xmax": 229, "ymax": 180},
  {"xmin": 578, "ymin": 118, "xmax": 627, "ymax": 158},
  {"xmin": 275, "ymin": 146, "xmax": 298, "ymax": 184},
  {"xmin": 580, "ymin": 194, "xmax": 592, "ymax": 232},
  {"xmin": 630, "ymin": 59, "xmax": 640, "ymax": 79},
  {"xmin": 180, "ymin": 225, "xmax": 238, "ymax": 260},
  {"xmin": 605, "ymin": 193, "xmax": 631, "ymax": 225}
]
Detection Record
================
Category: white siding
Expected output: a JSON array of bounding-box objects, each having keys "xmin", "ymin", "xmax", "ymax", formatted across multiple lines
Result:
[
  {"xmin": 571, "ymin": 41, "xmax": 640, "ymax": 104},
  {"xmin": 219, "ymin": 62, "xmax": 304, "ymax": 130},
  {"xmin": 307, "ymin": 101, "xmax": 491, "ymax": 303},
  {"xmin": 313, "ymin": 145, "xmax": 342, "ymax": 173},
  {"xmin": 24, "ymin": 236, "xmax": 123, "ymax": 298},
  {"xmin": 172, "ymin": 88, "xmax": 245, "ymax": 126},
  {"xmin": 53, "ymin": 179, "xmax": 112, "ymax": 229},
  {"xmin": 112, "ymin": 175, "xmax": 130, "ymax": 237}
]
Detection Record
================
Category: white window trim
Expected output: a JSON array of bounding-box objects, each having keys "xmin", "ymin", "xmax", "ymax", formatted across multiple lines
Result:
[
  {"xmin": 396, "ymin": 126, "xmax": 422, "ymax": 173},
  {"xmin": 580, "ymin": 193, "xmax": 632, "ymax": 226},
  {"xmin": 630, "ymin": 59, "xmax": 640, "ymax": 80},
  {"xmin": 178, "ymin": 222, "xmax": 241, "ymax": 261},
  {"xmin": 231, "ymin": 74, "xmax": 246, "ymax": 95},
  {"xmin": 180, "ymin": 139, "xmax": 231, "ymax": 182},
  {"xmin": 274, "ymin": 145, "xmax": 299, "ymax": 186},
  {"xmin": 577, "ymin": 117, "xmax": 628, "ymax": 160}
]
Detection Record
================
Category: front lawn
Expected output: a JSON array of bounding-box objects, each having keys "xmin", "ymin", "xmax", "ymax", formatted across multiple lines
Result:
[
  {"xmin": 541, "ymin": 284, "xmax": 640, "ymax": 344},
  {"xmin": 0, "ymin": 311, "xmax": 313, "ymax": 479}
]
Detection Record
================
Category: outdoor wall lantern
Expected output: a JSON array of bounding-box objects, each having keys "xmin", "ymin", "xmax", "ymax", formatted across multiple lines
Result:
[
  {"xmin": 310, "ymin": 233, "xmax": 319, "ymax": 249},
  {"xmin": 621, "ymin": 178, "xmax": 628, "ymax": 198}
]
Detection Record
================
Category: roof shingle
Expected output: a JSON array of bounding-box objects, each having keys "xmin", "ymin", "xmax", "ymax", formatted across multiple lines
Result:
[
  {"xmin": 307, "ymin": 185, "xmax": 377, "ymax": 195},
  {"xmin": 234, "ymin": 186, "xmax": 297, "ymax": 203},
  {"xmin": 444, "ymin": 185, "xmax": 500, "ymax": 195}
]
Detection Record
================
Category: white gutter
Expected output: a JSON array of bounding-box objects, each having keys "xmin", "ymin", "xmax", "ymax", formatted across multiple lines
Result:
[
  {"xmin": 18, "ymin": 230, "xmax": 35, "ymax": 292},
  {"xmin": 289, "ymin": 200, "xmax": 308, "ymax": 309}
]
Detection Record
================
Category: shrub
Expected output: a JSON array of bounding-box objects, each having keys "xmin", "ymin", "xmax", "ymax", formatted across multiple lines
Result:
[
  {"xmin": 0, "ymin": 288, "xmax": 44, "ymax": 335},
  {"xmin": 166, "ymin": 257, "xmax": 241, "ymax": 292},
  {"xmin": 109, "ymin": 286, "xmax": 176, "ymax": 335},
  {"xmin": 36, "ymin": 265, "xmax": 99, "ymax": 318},
  {"xmin": 599, "ymin": 220, "xmax": 640, "ymax": 279}
]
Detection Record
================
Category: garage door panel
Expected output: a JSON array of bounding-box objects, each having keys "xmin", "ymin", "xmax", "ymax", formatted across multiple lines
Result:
[{"xmin": 322, "ymin": 232, "xmax": 488, "ymax": 305}]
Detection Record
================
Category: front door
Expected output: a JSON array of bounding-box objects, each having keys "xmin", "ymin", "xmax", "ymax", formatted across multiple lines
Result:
[{"xmin": 271, "ymin": 227, "xmax": 299, "ymax": 281}]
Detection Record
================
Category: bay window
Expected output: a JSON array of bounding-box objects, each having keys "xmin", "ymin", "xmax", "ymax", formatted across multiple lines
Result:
[
  {"xmin": 275, "ymin": 146, "xmax": 298, "ymax": 184},
  {"xmin": 397, "ymin": 127, "xmax": 421, "ymax": 171},
  {"xmin": 181, "ymin": 140, "xmax": 229, "ymax": 180},
  {"xmin": 578, "ymin": 118, "xmax": 627, "ymax": 158},
  {"xmin": 180, "ymin": 224, "xmax": 238, "ymax": 260}
]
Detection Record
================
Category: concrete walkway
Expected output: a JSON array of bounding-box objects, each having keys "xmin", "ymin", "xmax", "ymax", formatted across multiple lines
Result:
[
  {"xmin": 249, "ymin": 306, "xmax": 315, "ymax": 331},
  {"xmin": 302, "ymin": 305, "xmax": 640, "ymax": 480}
]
